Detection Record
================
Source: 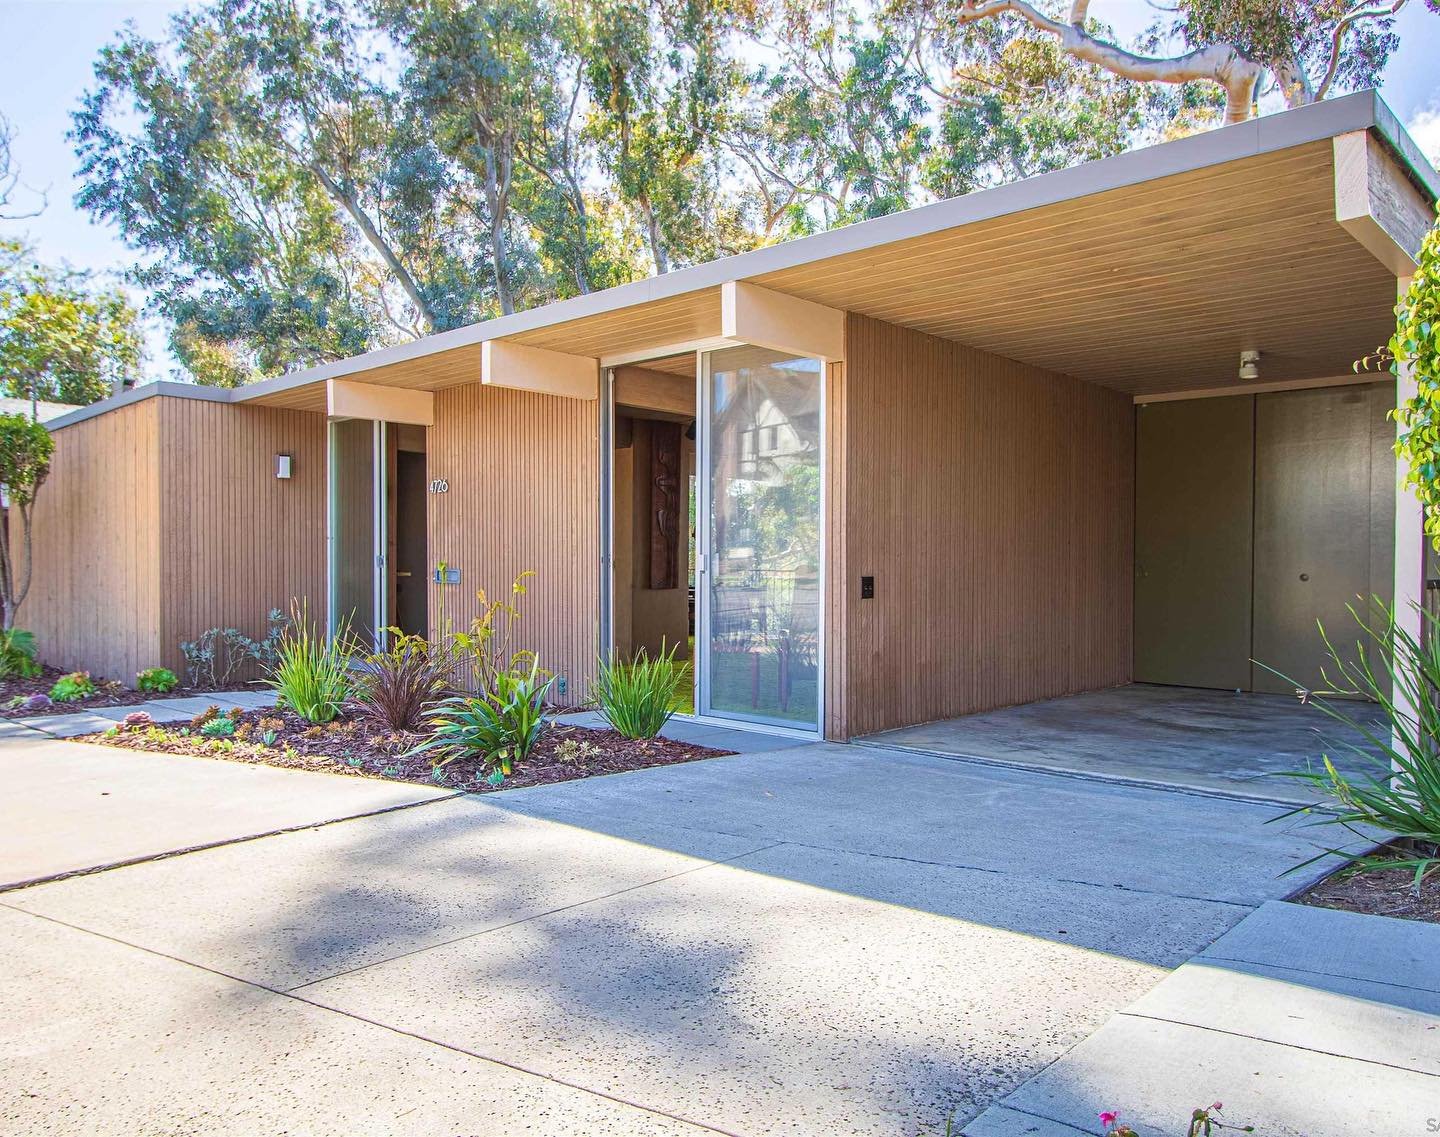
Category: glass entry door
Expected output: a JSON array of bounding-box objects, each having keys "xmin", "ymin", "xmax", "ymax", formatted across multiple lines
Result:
[
  {"xmin": 696, "ymin": 345, "xmax": 823, "ymax": 731},
  {"xmin": 328, "ymin": 418, "xmax": 386, "ymax": 646}
]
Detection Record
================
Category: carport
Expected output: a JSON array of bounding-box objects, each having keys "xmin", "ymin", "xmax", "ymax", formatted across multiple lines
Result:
[
  {"xmin": 826, "ymin": 97, "xmax": 1435, "ymax": 787},
  {"xmin": 860, "ymin": 685, "xmax": 1389, "ymax": 800}
]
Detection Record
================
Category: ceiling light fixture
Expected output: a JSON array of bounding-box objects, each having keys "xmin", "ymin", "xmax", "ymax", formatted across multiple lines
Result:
[{"xmin": 1238, "ymin": 350, "xmax": 1261, "ymax": 381}]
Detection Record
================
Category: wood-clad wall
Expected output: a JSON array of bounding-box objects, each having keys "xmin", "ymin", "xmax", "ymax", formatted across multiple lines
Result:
[
  {"xmin": 25, "ymin": 400, "xmax": 163, "ymax": 681},
  {"xmin": 837, "ymin": 313, "xmax": 1133, "ymax": 737},
  {"xmin": 157, "ymin": 400, "xmax": 327, "ymax": 675},
  {"xmin": 427, "ymin": 382, "xmax": 599, "ymax": 707}
]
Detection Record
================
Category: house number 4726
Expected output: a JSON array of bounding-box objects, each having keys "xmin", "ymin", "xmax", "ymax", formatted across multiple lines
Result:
[{"xmin": 428, "ymin": 478, "xmax": 449, "ymax": 494}]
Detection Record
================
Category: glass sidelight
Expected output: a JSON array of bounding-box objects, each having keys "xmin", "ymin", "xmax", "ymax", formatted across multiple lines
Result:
[
  {"xmin": 328, "ymin": 418, "xmax": 386, "ymax": 646},
  {"xmin": 696, "ymin": 345, "xmax": 823, "ymax": 730}
]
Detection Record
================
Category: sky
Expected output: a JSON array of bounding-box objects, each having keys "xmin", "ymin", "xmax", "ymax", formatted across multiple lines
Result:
[{"xmin": 1, "ymin": 0, "xmax": 1438, "ymax": 382}]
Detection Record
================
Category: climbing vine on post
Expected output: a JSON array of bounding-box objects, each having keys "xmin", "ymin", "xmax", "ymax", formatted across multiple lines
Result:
[{"xmin": 1390, "ymin": 211, "xmax": 1440, "ymax": 551}]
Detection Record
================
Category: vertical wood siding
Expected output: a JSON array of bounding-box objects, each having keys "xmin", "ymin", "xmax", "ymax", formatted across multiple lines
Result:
[
  {"xmin": 24, "ymin": 400, "xmax": 162, "ymax": 681},
  {"xmin": 157, "ymin": 400, "xmax": 327, "ymax": 675},
  {"xmin": 840, "ymin": 313, "xmax": 1133, "ymax": 736},
  {"xmin": 426, "ymin": 382, "xmax": 599, "ymax": 706}
]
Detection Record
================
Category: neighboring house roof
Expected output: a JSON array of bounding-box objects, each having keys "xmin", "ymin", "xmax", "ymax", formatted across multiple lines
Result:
[
  {"xmin": 0, "ymin": 397, "xmax": 83, "ymax": 423},
  {"xmin": 48, "ymin": 89, "xmax": 1439, "ymax": 432}
]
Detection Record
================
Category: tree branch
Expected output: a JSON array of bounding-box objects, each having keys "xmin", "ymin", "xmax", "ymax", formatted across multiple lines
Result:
[
  {"xmin": 1316, "ymin": 0, "xmax": 1407, "ymax": 100},
  {"xmin": 947, "ymin": 0, "xmax": 1265, "ymax": 123}
]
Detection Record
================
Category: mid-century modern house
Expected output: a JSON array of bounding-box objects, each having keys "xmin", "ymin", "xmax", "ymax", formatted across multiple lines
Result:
[{"xmin": 27, "ymin": 91, "xmax": 1437, "ymax": 744}]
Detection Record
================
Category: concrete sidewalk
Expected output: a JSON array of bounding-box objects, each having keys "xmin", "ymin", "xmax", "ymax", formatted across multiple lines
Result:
[
  {"xmin": 2, "ymin": 727, "xmax": 1356, "ymax": 1136},
  {"xmin": 0, "ymin": 734, "xmax": 452, "ymax": 888},
  {"xmin": 964, "ymin": 901, "xmax": 1440, "ymax": 1137}
]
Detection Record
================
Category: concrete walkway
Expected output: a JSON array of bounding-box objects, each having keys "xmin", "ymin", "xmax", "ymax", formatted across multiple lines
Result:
[
  {"xmin": 965, "ymin": 901, "xmax": 1440, "ymax": 1137},
  {"xmin": 0, "ymin": 723, "xmax": 1416, "ymax": 1135}
]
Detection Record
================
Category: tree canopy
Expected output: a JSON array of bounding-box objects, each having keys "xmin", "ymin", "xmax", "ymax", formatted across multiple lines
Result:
[
  {"xmin": 0, "ymin": 240, "xmax": 144, "ymax": 406},
  {"xmin": 70, "ymin": 0, "xmax": 1436, "ymax": 386}
]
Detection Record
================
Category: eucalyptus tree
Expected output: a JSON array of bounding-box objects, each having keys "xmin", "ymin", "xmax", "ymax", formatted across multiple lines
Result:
[
  {"xmin": 75, "ymin": 4, "xmax": 399, "ymax": 376},
  {"xmin": 583, "ymin": 0, "xmax": 757, "ymax": 273},
  {"xmin": 903, "ymin": 10, "xmax": 1189, "ymax": 197},
  {"xmin": 373, "ymin": 0, "xmax": 566, "ymax": 315},
  {"xmin": 723, "ymin": 0, "xmax": 931, "ymax": 233},
  {"xmin": 895, "ymin": 0, "xmax": 1434, "ymax": 126}
]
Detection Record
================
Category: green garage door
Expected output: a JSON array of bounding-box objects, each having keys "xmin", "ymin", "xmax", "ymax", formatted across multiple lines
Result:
[{"xmin": 1134, "ymin": 384, "xmax": 1394, "ymax": 693}]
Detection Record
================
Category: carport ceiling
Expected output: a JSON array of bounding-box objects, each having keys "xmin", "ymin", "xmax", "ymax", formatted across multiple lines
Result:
[{"xmin": 750, "ymin": 140, "xmax": 1398, "ymax": 398}]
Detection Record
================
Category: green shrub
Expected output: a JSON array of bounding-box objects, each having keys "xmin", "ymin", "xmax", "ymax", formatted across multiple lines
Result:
[
  {"xmin": 591, "ymin": 643, "xmax": 682, "ymax": 739},
  {"xmin": 0, "ymin": 628, "xmax": 41, "ymax": 679},
  {"xmin": 409, "ymin": 659, "xmax": 552, "ymax": 777},
  {"xmin": 266, "ymin": 604, "xmax": 353, "ymax": 724},
  {"xmin": 49, "ymin": 670, "xmax": 96, "ymax": 703},
  {"xmin": 1267, "ymin": 600, "xmax": 1440, "ymax": 884},
  {"xmin": 136, "ymin": 666, "xmax": 179, "ymax": 693}
]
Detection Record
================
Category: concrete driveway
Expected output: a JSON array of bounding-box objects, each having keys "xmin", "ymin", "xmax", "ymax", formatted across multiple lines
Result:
[{"xmin": 0, "ymin": 728, "xmax": 1363, "ymax": 1135}]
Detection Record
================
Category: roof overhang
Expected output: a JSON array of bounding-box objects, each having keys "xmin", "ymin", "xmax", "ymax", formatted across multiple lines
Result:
[{"xmin": 52, "ymin": 89, "xmax": 1437, "ymax": 428}]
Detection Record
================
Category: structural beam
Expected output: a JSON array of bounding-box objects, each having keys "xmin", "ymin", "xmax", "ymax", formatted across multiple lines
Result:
[
  {"xmin": 613, "ymin": 365, "xmax": 694, "ymax": 420},
  {"xmin": 1334, "ymin": 131, "xmax": 1435, "ymax": 276},
  {"xmin": 327, "ymin": 379, "xmax": 433, "ymax": 426},
  {"xmin": 481, "ymin": 340, "xmax": 598, "ymax": 400},
  {"xmin": 721, "ymin": 281, "xmax": 845, "ymax": 362}
]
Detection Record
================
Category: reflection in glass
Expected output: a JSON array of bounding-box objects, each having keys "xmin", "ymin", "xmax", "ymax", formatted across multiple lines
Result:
[
  {"xmin": 704, "ymin": 346, "xmax": 821, "ymax": 727},
  {"xmin": 331, "ymin": 418, "xmax": 377, "ymax": 643}
]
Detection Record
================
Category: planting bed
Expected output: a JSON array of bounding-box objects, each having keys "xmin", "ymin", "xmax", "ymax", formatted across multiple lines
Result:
[
  {"xmin": 80, "ymin": 705, "xmax": 734, "ymax": 791},
  {"xmin": 1296, "ymin": 841, "xmax": 1440, "ymax": 924},
  {"xmin": 0, "ymin": 667, "xmax": 214, "ymax": 718}
]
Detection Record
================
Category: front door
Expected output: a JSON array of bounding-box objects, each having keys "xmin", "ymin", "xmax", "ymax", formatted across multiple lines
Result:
[{"xmin": 696, "ymin": 345, "xmax": 824, "ymax": 731}]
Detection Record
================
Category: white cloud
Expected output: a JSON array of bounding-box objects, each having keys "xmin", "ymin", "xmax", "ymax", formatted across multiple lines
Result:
[{"xmin": 1408, "ymin": 103, "xmax": 1440, "ymax": 167}]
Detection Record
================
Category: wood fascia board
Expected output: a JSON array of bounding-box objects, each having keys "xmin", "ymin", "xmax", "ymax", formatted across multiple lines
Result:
[
  {"xmin": 481, "ymin": 339, "xmax": 598, "ymax": 399},
  {"xmin": 721, "ymin": 281, "xmax": 846, "ymax": 362},
  {"xmin": 327, "ymin": 379, "xmax": 435, "ymax": 425},
  {"xmin": 1334, "ymin": 130, "xmax": 1434, "ymax": 275}
]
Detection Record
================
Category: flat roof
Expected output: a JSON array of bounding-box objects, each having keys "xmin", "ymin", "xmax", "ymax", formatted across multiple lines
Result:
[{"xmin": 51, "ymin": 89, "xmax": 1437, "ymax": 429}]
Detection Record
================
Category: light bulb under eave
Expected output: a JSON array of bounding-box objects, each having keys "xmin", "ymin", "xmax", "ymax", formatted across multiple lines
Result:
[{"xmin": 1238, "ymin": 350, "xmax": 1261, "ymax": 381}]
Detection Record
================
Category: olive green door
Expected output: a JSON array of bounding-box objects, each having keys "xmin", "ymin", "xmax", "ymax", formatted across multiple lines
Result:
[
  {"xmin": 1134, "ymin": 397, "xmax": 1255, "ymax": 689},
  {"xmin": 1134, "ymin": 384, "xmax": 1394, "ymax": 694},
  {"xmin": 1251, "ymin": 384, "xmax": 1394, "ymax": 694}
]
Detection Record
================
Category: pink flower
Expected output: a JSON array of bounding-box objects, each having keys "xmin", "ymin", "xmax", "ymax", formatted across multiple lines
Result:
[
  {"xmin": 1210, "ymin": 1101, "xmax": 1223, "ymax": 1111},
  {"xmin": 1099, "ymin": 1111, "xmax": 1119, "ymax": 1128}
]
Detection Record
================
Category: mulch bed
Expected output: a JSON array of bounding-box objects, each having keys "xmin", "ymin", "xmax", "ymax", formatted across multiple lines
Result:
[
  {"xmin": 1294, "ymin": 841, "xmax": 1440, "ymax": 923},
  {"xmin": 0, "ymin": 667, "xmax": 220, "ymax": 718},
  {"xmin": 77, "ymin": 704, "xmax": 734, "ymax": 792}
]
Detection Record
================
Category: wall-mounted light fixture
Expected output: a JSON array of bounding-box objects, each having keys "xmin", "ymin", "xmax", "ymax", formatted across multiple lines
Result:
[
  {"xmin": 275, "ymin": 453, "xmax": 293, "ymax": 479},
  {"xmin": 1238, "ymin": 350, "xmax": 1261, "ymax": 381}
]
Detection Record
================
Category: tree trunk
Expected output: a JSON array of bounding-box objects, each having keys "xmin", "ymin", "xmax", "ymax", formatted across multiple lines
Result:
[
  {"xmin": 313, "ymin": 168, "xmax": 439, "ymax": 335},
  {"xmin": 642, "ymin": 195, "xmax": 670, "ymax": 275},
  {"xmin": 950, "ymin": 0, "xmax": 1267, "ymax": 124},
  {"xmin": 484, "ymin": 149, "xmax": 515, "ymax": 316}
]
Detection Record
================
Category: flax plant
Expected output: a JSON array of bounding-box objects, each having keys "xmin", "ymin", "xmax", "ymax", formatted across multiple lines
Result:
[
  {"xmin": 1265, "ymin": 599, "xmax": 1440, "ymax": 884},
  {"xmin": 267, "ymin": 601, "xmax": 353, "ymax": 724},
  {"xmin": 591, "ymin": 642, "xmax": 683, "ymax": 740}
]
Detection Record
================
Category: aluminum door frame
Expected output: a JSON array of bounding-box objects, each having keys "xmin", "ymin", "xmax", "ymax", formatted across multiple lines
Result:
[
  {"xmin": 693, "ymin": 346, "xmax": 825, "ymax": 738},
  {"xmin": 326, "ymin": 417, "xmax": 388, "ymax": 649}
]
